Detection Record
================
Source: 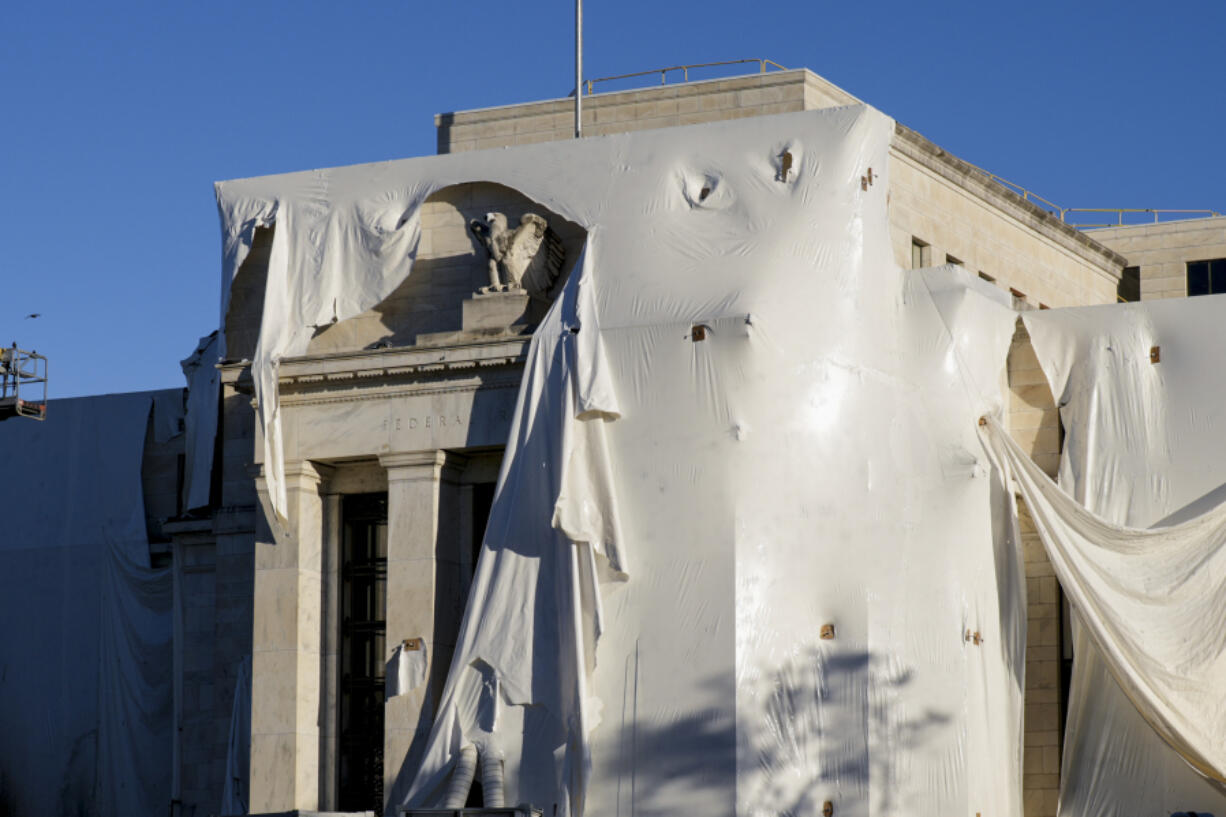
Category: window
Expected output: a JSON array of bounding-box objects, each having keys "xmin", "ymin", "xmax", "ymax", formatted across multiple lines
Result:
[
  {"xmin": 1118, "ymin": 266, "xmax": 1140, "ymax": 303},
  {"xmin": 911, "ymin": 238, "xmax": 931, "ymax": 269},
  {"xmin": 1187, "ymin": 258, "xmax": 1226, "ymax": 296},
  {"xmin": 946, "ymin": 254, "xmax": 963, "ymax": 266},
  {"xmin": 978, "ymin": 271, "xmax": 996, "ymax": 284}
]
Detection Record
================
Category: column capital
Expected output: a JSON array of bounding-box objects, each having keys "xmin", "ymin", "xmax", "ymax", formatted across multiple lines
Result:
[
  {"xmin": 379, "ymin": 450, "xmax": 466, "ymax": 481},
  {"xmin": 283, "ymin": 459, "xmax": 334, "ymax": 486}
]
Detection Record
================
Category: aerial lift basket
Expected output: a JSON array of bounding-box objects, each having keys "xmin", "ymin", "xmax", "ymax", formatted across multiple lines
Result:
[{"xmin": 0, "ymin": 343, "xmax": 48, "ymax": 422}]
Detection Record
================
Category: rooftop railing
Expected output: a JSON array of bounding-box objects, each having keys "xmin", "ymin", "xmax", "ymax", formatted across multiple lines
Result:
[
  {"xmin": 582, "ymin": 59, "xmax": 787, "ymax": 96},
  {"xmin": 969, "ymin": 168, "xmax": 1220, "ymax": 228}
]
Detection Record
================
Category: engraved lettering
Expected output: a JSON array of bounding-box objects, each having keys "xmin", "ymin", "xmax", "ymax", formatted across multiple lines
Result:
[{"xmin": 409, "ymin": 418, "xmax": 418, "ymax": 429}]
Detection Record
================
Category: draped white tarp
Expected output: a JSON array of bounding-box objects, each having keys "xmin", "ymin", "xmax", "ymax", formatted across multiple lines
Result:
[
  {"xmin": 217, "ymin": 103, "xmax": 1037, "ymax": 817},
  {"xmin": 221, "ymin": 654, "xmax": 252, "ymax": 816},
  {"xmin": 985, "ymin": 299, "xmax": 1226, "ymax": 816},
  {"xmin": 982, "ymin": 418, "xmax": 1226, "ymax": 783},
  {"xmin": 0, "ymin": 391, "xmax": 178, "ymax": 817},
  {"xmin": 181, "ymin": 330, "xmax": 221, "ymax": 512}
]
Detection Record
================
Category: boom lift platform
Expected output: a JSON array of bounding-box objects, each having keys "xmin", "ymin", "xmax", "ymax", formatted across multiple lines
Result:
[{"xmin": 0, "ymin": 343, "xmax": 48, "ymax": 421}]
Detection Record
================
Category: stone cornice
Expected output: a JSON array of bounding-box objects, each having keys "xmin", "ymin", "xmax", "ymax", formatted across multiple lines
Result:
[
  {"xmin": 218, "ymin": 334, "xmax": 531, "ymax": 400},
  {"xmin": 279, "ymin": 336, "xmax": 530, "ymax": 391},
  {"xmin": 379, "ymin": 450, "xmax": 468, "ymax": 481},
  {"xmin": 891, "ymin": 123, "xmax": 1128, "ymax": 281}
]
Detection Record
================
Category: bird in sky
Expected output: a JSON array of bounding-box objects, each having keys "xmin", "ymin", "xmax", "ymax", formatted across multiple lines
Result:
[{"xmin": 25, "ymin": 313, "xmax": 39, "ymax": 319}]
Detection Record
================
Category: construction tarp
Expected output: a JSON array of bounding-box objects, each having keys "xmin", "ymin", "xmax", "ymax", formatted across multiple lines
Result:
[
  {"xmin": 0, "ymin": 391, "xmax": 179, "ymax": 817},
  {"xmin": 181, "ymin": 331, "xmax": 221, "ymax": 512},
  {"xmin": 217, "ymin": 105, "xmax": 1031, "ymax": 817},
  {"xmin": 984, "ymin": 300, "xmax": 1226, "ymax": 817}
]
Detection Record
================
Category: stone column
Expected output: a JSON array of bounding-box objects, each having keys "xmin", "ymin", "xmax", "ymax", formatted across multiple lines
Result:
[
  {"xmin": 248, "ymin": 460, "xmax": 330, "ymax": 813},
  {"xmin": 380, "ymin": 451, "xmax": 466, "ymax": 809}
]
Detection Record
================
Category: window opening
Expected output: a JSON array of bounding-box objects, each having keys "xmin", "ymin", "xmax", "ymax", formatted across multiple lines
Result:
[
  {"xmin": 338, "ymin": 493, "xmax": 388, "ymax": 812},
  {"xmin": 1186, "ymin": 258, "xmax": 1226, "ymax": 296},
  {"xmin": 910, "ymin": 238, "xmax": 931, "ymax": 270},
  {"xmin": 471, "ymin": 482, "xmax": 497, "ymax": 570}
]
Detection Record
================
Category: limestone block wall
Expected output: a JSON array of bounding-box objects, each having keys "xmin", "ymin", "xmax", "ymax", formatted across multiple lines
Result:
[
  {"xmin": 165, "ymin": 376, "xmax": 257, "ymax": 817},
  {"xmin": 207, "ymin": 385, "xmax": 258, "ymax": 814},
  {"xmin": 1087, "ymin": 216, "xmax": 1226, "ymax": 300},
  {"xmin": 435, "ymin": 69, "xmax": 857, "ymax": 153},
  {"xmin": 888, "ymin": 131, "xmax": 1122, "ymax": 310},
  {"xmin": 1008, "ymin": 321, "xmax": 1064, "ymax": 817}
]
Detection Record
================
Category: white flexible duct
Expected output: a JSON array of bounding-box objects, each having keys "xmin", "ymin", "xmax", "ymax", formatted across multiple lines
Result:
[
  {"xmin": 443, "ymin": 744, "xmax": 479, "ymax": 808},
  {"xmin": 479, "ymin": 748, "xmax": 506, "ymax": 808}
]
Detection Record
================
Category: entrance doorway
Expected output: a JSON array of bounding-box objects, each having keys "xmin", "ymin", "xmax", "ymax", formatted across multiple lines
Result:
[{"xmin": 338, "ymin": 492, "xmax": 388, "ymax": 812}]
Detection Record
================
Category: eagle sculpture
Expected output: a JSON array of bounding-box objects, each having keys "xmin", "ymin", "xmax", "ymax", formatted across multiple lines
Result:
[{"xmin": 468, "ymin": 212, "xmax": 566, "ymax": 300}]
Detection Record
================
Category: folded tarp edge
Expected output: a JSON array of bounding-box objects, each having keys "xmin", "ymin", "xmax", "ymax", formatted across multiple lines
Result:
[{"xmin": 979, "ymin": 416, "xmax": 1226, "ymax": 786}]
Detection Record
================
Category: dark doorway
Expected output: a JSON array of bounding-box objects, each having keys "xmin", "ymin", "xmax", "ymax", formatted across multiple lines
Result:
[{"xmin": 338, "ymin": 493, "xmax": 388, "ymax": 812}]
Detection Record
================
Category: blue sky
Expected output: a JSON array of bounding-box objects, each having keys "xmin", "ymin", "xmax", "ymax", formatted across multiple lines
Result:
[{"xmin": 2, "ymin": 0, "xmax": 1223, "ymax": 398}]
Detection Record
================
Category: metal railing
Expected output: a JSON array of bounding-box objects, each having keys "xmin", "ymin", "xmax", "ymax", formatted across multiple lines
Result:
[
  {"xmin": 0, "ymin": 343, "xmax": 48, "ymax": 421},
  {"xmin": 1060, "ymin": 208, "xmax": 1222, "ymax": 228},
  {"xmin": 973, "ymin": 169, "xmax": 1064, "ymax": 215},
  {"xmin": 583, "ymin": 59, "xmax": 787, "ymax": 96},
  {"xmin": 967, "ymin": 167, "xmax": 1221, "ymax": 228}
]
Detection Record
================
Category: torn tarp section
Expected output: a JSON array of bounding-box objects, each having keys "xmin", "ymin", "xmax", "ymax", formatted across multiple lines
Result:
[
  {"xmin": 181, "ymin": 330, "xmax": 220, "ymax": 512},
  {"xmin": 992, "ymin": 298, "xmax": 1226, "ymax": 816},
  {"xmin": 981, "ymin": 418, "xmax": 1226, "ymax": 784}
]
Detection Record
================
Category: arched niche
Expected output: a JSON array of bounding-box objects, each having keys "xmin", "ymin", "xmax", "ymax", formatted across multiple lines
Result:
[{"xmin": 308, "ymin": 182, "xmax": 587, "ymax": 355}]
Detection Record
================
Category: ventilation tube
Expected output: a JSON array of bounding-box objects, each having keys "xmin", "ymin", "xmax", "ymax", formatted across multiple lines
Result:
[
  {"xmin": 479, "ymin": 747, "xmax": 505, "ymax": 808},
  {"xmin": 443, "ymin": 744, "xmax": 479, "ymax": 808}
]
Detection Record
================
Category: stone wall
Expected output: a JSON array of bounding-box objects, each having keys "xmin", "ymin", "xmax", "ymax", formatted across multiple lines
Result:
[
  {"xmin": 1087, "ymin": 216, "xmax": 1226, "ymax": 300},
  {"xmin": 162, "ymin": 369, "xmax": 258, "ymax": 817},
  {"xmin": 435, "ymin": 69, "xmax": 857, "ymax": 152},
  {"xmin": 889, "ymin": 130, "xmax": 1122, "ymax": 308},
  {"xmin": 1008, "ymin": 322, "xmax": 1064, "ymax": 817}
]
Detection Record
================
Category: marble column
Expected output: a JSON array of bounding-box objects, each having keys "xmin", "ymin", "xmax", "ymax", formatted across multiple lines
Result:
[
  {"xmin": 248, "ymin": 460, "xmax": 330, "ymax": 813},
  {"xmin": 379, "ymin": 450, "xmax": 467, "ymax": 809}
]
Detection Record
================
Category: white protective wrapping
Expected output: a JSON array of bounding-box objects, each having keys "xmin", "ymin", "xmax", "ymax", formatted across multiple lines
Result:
[
  {"xmin": 217, "ymin": 105, "xmax": 1031, "ymax": 816},
  {"xmin": 181, "ymin": 330, "xmax": 221, "ymax": 512},
  {"xmin": 0, "ymin": 391, "xmax": 178, "ymax": 817},
  {"xmin": 985, "ymin": 299, "xmax": 1226, "ymax": 816},
  {"xmin": 221, "ymin": 654, "xmax": 252, "ymax": 816}
]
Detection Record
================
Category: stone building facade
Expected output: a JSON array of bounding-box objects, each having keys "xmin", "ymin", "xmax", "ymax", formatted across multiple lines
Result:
[
  {"xmin": 168, "ymin": 68, "xmax": 1151, "ymax": 817},
  {"xmin": 1086, "ymin": 215, "xmax": 1226, "ymax": 301}
]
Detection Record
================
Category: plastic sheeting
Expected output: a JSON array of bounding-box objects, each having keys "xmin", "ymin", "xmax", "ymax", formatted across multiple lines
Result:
[
  {"xmin": 999, "ymin": 300, "xmax": 1226, "ymax": 816},
  {"xmin": 215, "ymin": 104, "xmax": 1034, "ymax": 817},
  {"xmin": 222, "ymin": 655, "xmax": 252, "ymax": 816},
  {"xmin": 181, "ymin": 330, "xmax": 221, "ymax": 512},
  {"xmin": 0, "ymin": 391, "xmax": 179, "ymax": 817}
]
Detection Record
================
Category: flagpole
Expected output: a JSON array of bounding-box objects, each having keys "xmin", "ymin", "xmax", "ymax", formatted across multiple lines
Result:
[{"xmin": 575, "ymin": 0, "xmax": 582, "ymax": 138}]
